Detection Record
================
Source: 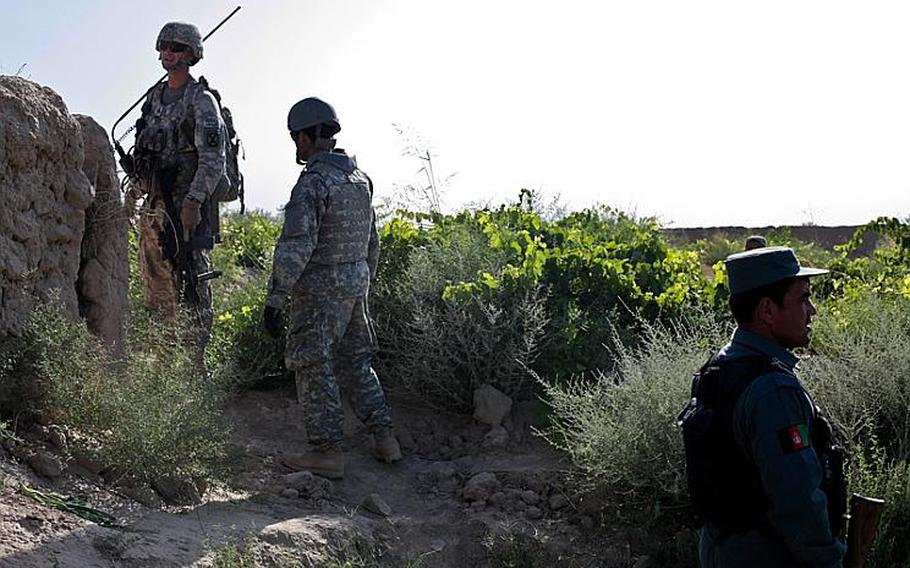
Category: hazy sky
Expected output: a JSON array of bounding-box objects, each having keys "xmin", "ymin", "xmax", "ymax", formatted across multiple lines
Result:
[{"xmin": 2, "ymin": 0, "xmax": 909, "ymax": 227}]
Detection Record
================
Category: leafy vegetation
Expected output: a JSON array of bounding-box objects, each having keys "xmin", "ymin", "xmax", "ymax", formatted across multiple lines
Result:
[
  {"xmin": 210, "ymin": 533, "xmax": 257, "ymax": 568},
  {"xmin": 1, "ymin": 300, "xmax": 229, "ymax": 482},
  {"xmin": 544, "ymin": 216, "xmax": 910, "ymax": 565},
  {"xmin": 372, "ymin": 191, "xmax": 725, "ymax": 410},
  {"xmin": 2, "ymin": 185, "xmax": 908, "ymax": 564},
  {"xmin": 208, "ymin": 210, "xmax": 286, "ymax": 389},
  {"xmin": 19, "ymin": 483, "xmax": 117, "ymax": 527}
]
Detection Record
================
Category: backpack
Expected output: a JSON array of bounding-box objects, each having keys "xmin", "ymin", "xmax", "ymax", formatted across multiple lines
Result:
[
  {"xmin": 676, "ymin": 353, "xmax": 777, "ymax": 529},
  {"xmin": 199, "ymin": 76, "xmax": 245, "ymax": 213}
]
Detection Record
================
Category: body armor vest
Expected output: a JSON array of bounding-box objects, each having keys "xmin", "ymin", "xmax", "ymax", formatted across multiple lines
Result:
[
  {"xmin": 134, "ymin": 80, "xmax": 203, "ymax": 183},
  {"xmin": 306, "ymin": 160, "xmax": 373, "ymax": 265},
  {"xmin": 678, "ymin": 352, "xmax": 847, "ymax": 534},
  {"xmin": 679, "ymin": 354, "xmax": 775, "ymax": 530},
  {"xmin": 134, "ymin": 79, "xmax": 221, "ymax": 244}
]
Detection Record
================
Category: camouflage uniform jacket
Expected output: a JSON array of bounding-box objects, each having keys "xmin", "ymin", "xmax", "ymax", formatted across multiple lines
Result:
[
  {"xmin": 267, "ymin": 150, "xmax": 379, "ymax": 309},
  {"xmin": 135, "ymin": 78, "xmax": 226, "ymax": 205}
]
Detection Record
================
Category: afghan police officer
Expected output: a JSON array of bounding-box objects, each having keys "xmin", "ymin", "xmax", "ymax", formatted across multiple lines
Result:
[
  {"xmin": 679, "ymin": 247, "xmax": 846, "ymax": 567},
  {"xmin": 131, "ymin": 22, "xmax": 226, "ymax": 352},
  {"xmin": 263, "ymin": 98, "xmax": 401, "ymax": 480}
]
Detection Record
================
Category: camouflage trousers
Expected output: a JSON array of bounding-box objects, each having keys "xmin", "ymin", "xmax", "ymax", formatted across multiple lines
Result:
[
  {"xmin": 285, "ymin": 294, "xmax": 392, "ymax": 449},
  {"xmin": 137, "ymin": 193, "xmax": 214, "ymax": 352}
]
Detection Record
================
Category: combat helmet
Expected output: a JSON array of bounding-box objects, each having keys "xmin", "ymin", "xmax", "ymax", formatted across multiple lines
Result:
[
  {"xmin": 156, "ymin": 22, "xmax": 204, "ymax": 65},
  {"xmin": 287, "ymin": 97, "xmax": 341, "ymax": 138}
]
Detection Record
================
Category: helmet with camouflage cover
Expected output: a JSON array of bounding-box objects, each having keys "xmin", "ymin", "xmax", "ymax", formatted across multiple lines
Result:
[
  {"xmin": 156, "ymin": 22, "xmax": 204, "ymax": 65},
  {"xmin": 287, "ymin": 97, "xmax": 341, "ymax": 137}
]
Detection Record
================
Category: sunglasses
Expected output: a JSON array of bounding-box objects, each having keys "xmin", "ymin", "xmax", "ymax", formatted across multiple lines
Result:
[{"xmin": 157, "ymin": 41, "xmax": 189, "ymax": 53}]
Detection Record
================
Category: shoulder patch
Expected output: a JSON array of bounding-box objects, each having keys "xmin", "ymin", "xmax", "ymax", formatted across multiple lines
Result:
[
  {"xmin": 778, "ymin": 423, "xmax": 812, "ymax": 453},
  {"xmin": 203, "ymin": 114, "xmax": 220, "ymax": 148}
]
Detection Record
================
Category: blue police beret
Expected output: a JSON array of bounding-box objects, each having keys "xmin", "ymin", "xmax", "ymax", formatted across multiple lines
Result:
[{"xmin": 725, "ymin": 246, "xmax": 829, "ymax": 295}]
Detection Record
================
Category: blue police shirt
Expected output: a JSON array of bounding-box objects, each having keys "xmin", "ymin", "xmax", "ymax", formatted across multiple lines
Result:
[{"xmin": 698, "ymin": 328, "xmax": 846, "ymax": 568}]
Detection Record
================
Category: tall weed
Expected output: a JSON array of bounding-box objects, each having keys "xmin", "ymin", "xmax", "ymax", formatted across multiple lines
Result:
[
  {"xmin": 849, "ymin": 441, "xmax": 910, "ymax": 567},
  {"xmin": 7, "ymin": 301, "xmax": 229, "ymax": 482},
  {"xmin": 208, "ymin": 211, "xmax": 286, "ymax": 389},
  {"xmin": 373, "ymin": 222, "xmax": 548, "ymax": 410},
  {"xmin": 208, "ymin": 269, "xmax": 286, "ymax": 390},
  {"xmin": 803, "ymin": 290, "xmax": 910, "ymax": 566},
  {"xmin": 803, "ymin": 290, "xmax": 910, "ymax": 460},
  {"xmin": 543, "ymin": 311, "xmax": 728, "ymax": 517}
]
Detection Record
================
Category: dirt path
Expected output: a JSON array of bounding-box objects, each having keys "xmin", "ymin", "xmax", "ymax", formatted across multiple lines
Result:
[{"xmin": 0, "ymin": 386, "xmax": 613, "ymax": 567}]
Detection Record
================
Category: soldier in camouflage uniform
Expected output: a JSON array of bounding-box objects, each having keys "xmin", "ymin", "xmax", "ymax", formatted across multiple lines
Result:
[
  {"xmin": 263, "ymin": 97, "xmax": 401, "ymax": 480},
  {"xmin": 131, "ymin": 22, "xmax": 226, "ymax": 352}
]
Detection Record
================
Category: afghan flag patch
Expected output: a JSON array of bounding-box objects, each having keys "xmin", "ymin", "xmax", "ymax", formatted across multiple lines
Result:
[{"xmin": 778, "ymin": 423, "xmax": 811, "ymax": 453}]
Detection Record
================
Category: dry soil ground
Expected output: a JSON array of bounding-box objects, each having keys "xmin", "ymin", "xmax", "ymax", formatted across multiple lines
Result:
[{"xmin": 0, "ymin": 384, "xmax": 624, "ymax": 567}]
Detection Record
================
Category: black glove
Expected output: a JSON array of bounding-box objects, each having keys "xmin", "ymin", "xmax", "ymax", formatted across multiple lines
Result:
[{"xmin": 263, "ymin": 306, "xmax": 283, "ymax": 338}]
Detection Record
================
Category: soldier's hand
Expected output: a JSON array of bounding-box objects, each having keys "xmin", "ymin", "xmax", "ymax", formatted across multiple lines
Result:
[
  {"xmin": 263, "ymin": 306, "xmax": 283, "ymax": 338},
  {"xmin": 180, "ymin": 198, "xmax": 203, "ymax": 241}
]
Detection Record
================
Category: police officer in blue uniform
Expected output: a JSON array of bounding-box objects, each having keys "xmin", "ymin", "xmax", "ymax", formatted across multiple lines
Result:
[{"xmin": 679, "ymin": 246, "xmax": 846, "ymax": 567}]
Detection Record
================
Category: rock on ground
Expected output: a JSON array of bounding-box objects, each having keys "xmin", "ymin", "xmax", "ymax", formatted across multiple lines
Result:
[
  {"xmin": 27, "ymin": 450, "xmax": 64, "ymax": 478},
  {"xmin": 482, "ymin": 425, "xmax": 510, "ymax": 449},
  {"xmin": 462, "ymin": 471, "xmax": 500, "ymax": 502},
  {"xmin": 282, "ymin": 470, "xmax": 333, "ymax": 500},
  {"xmin": 361, "ymin": 493, "xmax": 392, "ymax": 517},
  {"xmin": 473, "ymin": 384, "xmax": 513, "ymax": 426}
]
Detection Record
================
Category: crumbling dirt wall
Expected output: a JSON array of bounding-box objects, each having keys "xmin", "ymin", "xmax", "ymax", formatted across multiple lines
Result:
[
  {"xmin": 0, "ymin": 76, "xmax": 93, "ymax": 336},
  {"xmin": 75, "ymin": 115, "xmax": 129, "ymax": 348}
]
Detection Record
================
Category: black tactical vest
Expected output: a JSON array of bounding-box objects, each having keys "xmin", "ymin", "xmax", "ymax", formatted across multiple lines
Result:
[
  {"xmin": 678, "ymin": 354, "xmax": 775, "ymax": 530},
  {"xmin": 678, "ymin": 353, "xmax": 847, "ymax": 535}
]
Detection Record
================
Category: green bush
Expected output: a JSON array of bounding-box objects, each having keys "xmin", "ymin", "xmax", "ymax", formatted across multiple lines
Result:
[
  {"xmin": 801, "ymin": 287, "xmax": 910, "ymax": 565},
  {"xmin": 210, "ymin": 533, "xmax": 257, "ymax": 568},
  {"xmin": 6, "ymin": 301, "xmax": 229, "ymax": 482},
  {"xmin": 763, "ymin": 226, "xmax": 837, "ymax": 270},
  {"xmin": 542, "ymin": 311, "xmax": 728, "ymax": 518},
  {"xmin": 208, "ymin": 210, "xmax": 287, "ymax": 389},
  {"xmin": 373, "ymin": 196, "xmax": 718, "ymax": 409},
  {"xmin": 208, "ymin": 269, "xmax": 287, "ymax": 390},
  {"xmin": 683, "ymin": 233, "xmax": 741, "ymax": 266},
  {"xmin": 849, "ymin": 440, "xmax": 910, "ymax": 567},
  {"xmin": 373, "ymin": 215, "xmax": 547, "ymax": 409},
  {"xmin": 803, "ymin": 289, "xmax": 910, "ymax": 461},
  {"xmin": 214, "ymin": 209, "xmax": 283, "ymax": 272},
  {"xmin": 544, "ymin": 280, "xmax": 910, "ymax": 561}
]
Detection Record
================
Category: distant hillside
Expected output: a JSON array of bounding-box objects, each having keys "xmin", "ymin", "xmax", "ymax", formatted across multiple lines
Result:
[{"xmin": 663, "ymin": 225, "xmax": 880, "ymax": 255}]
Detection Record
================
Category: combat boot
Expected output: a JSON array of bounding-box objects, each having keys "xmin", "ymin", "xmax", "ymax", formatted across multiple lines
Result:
[
  {"xmin": 282, "ymin": 448, "xmax": 345, "ymax": 480},
  {"xmin": 372, "ymin": 428, "xmax": 402, "ymax": 463}
]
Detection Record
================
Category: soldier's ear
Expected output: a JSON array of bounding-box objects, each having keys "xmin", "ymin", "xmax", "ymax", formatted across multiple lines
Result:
[{"xmin": 754, "ymin": 296, "xmax": 778, "ymax": 326}]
